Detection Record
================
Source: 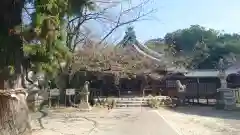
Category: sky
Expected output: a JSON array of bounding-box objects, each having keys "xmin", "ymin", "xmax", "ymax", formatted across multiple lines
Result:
[
  {"xmin": 23, "ymin": 0, "xmax": 240, "ymax": 44},
  {"xmin": 116, "ymin": 0, "xmax": 240, "ymax": 43}
]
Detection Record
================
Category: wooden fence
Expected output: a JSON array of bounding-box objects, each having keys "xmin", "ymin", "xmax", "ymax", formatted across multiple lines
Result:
[{"xmin": 185, "ymin": 82, "xmax": 217, "ymax": 98}]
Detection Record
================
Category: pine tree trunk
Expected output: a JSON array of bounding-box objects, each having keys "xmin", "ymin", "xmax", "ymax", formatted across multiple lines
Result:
[{"xmin": 0, "ymin": 0, "xmax": 31, "ymax": 135}]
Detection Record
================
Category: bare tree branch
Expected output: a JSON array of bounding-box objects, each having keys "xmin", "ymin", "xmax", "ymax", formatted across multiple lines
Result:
[
  {"xmin": 66, "ymin": 7, "xmax": 112, "ymax": 52},
  {"xmin": 65, "ymin": 0, "xmax": 155, "ymax": 52},
  {"xmin": 99, "ymin": 10, "xmax": 154, "ymax": 44},
  {"xmin": 98, "ymin": 0, "xmax": 155, "ymax": 44}
]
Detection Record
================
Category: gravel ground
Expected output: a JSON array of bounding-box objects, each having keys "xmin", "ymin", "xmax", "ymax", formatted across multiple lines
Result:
[{"xmin": 158, "ymin": 106, "xmax": 240, "ymax": 135}]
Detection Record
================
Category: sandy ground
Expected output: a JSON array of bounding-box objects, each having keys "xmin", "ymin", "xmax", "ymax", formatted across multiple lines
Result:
[
  {"xmin": 31, "ymin": 106, "xmax": 240, "ymax": 135},
  {"xmin": 31, "ymin": 107, "xmax": 110, "ymax": 135},
  {"xmin": 158, "ymin": 106, "xmax": 240, "ymax": 135},
  {"xmin": 31, "ymin": 107, "xmax": 178, "ymax": 135}
]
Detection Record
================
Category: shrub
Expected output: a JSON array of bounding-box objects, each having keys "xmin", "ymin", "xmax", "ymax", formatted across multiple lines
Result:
[
  {"xmin": 93, "ymin": 98, "xmax": 116, "ymax": 108},
  {"xmin": 147, "ymin": 98, "xmax": 161, "ymax": 108},
  {"xmin": 105, "ymin": 98, "xmax": 116, "ymax": 108},
  {"xmin": 236, "ymin": 96, "xmax": 240, "ymax": 104},
  {"xmin": 147, "ymin": 97, "xmax": 173, "ymax": 108},
  {"xmin": 95, "ymin": 102, "xmax": 101, "ymax": 107},
  {"xmin": 162, "ymin": 98, "xmax": 173, "ymax": 106}
]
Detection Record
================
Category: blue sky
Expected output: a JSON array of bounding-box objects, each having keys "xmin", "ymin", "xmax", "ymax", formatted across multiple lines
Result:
[
  {"xmin": 23, "ymin": 0, "xmax": 240, "ymax": 44},
  {"xmin": 121, "ymin": 0, "xmax": 240, "ymax": 43}
]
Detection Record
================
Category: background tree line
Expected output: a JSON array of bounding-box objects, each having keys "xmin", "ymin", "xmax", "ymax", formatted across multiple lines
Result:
[{"xmin": 146, "ymin": 25, "xmax": 240, "ymax": 69}]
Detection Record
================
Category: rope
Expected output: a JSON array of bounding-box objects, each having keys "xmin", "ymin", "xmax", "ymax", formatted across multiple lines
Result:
[{"xmin": 0, "ymin": 88, "xmax": 28, "ymax": 100}]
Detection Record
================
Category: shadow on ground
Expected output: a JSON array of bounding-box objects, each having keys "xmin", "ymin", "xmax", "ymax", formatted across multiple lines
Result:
[{"xmin": 166, "ymin": 106, "xmax": 240, "ymax": 120}]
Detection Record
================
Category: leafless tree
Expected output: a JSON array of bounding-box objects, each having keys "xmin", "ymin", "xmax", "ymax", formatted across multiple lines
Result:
[
  {"xmin": 54, "ymin": 0, "xmax": 156, "ymax": 77},
  {"xmin": 72, "ymin": 43, "xmax": 161, "ymax": 76},
  {"xmin": 22, "ymin": 0, "xmax": 156, "ymax": 53},
  {"xmin": 66, "ymin": 0, "xmax": 156, "ymax": 52}
]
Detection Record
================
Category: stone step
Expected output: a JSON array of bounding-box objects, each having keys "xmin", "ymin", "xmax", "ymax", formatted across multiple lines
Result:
[
  {"xmin": 116, "ymin": 100, "xmax": 148, "ymax": 107},
  {"xmin": 117, "ymin": 98, "xmax": 145, "ymax": 101},
  {"xmin": 117, "ymin": 102, "xmax": 147, "ymax": 105},
  {"xmin": 94, "ymin": 96, "xmax": 170, "ymax": 102},
  {"xmin": 116, "ymin": 103, "xmax": 148, "ymax": 107},
  {"xmin": 117, "ymin": 100, "xmax": 146, "ymax": 103},
  {"xmin": 116, "ymin": 99, "xmax": 148, "ymax": 108}
]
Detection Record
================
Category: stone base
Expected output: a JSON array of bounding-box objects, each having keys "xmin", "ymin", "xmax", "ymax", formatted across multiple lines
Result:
[
  {"xmin": 79, "ymin": 102, "xmax": 92, "ymax": 111},
  {"xmin": 216, "ymin": 102, "xmax": 237, "ymax": 110},
  {"xmin": 216, "ymin": 88, "xmax": 237, "ymax": 111},
  {"xmin": 224, "ymin": 104, "xmax": 236, "ymax": 111},
  {"xmin": 215, "ymin": 102, "xmax": 225, "ymax": 110}
]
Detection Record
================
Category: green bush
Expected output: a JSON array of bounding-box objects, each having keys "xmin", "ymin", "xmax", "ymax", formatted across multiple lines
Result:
[
  {"xmin": 236, "ymin": 96, "xmax": 240, "ymax": 104},
  {"xmin": 147, "ymin": 98, "xmax": 161, "ymax": 108},
  {"xmin": 147, "ymin": 97, "xmax": 173, "ymax": 108},
  {"xmin": 95, "ymin": 102, "xmax": 101, "ymax": 107},
  {"xmin": 235, "ymin": 89, "xmax": 240, "ymax": 104},
  {"xmin": 94, "ymin": 98, "xmax": 116, "ymax": 108},
  {"xmin": 162, "ymin": 98, "xmax": 173, "ymax": 106}
]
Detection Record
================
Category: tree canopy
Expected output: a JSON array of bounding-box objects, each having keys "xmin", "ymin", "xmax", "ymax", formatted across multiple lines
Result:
[{"xmin": 146, "ymin": 25, "xmax": 240, "ymax": 69}]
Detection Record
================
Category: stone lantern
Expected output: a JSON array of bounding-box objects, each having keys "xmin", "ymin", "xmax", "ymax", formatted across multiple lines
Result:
[
  {"xmin": 216, "ymin": 58, "xmax": 236, "ymax": 110},
  {"xmin": 78, "ymin": 81, "xmax": 92, "ymax": 111}
]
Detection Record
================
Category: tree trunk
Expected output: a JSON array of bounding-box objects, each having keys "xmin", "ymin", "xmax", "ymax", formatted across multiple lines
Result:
[
  {"xmin": 0, "ymin": 0, "xmax": 31, "ymax": 135},
  {"xmin": 0, "ymin": 92, "xmax": 31, "ymax": 135}
]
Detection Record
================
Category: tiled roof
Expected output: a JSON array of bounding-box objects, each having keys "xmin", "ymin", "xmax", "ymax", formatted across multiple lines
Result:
[{"xmin": 184, "ymin": 69, "xmax": 239, "ymax": 77}]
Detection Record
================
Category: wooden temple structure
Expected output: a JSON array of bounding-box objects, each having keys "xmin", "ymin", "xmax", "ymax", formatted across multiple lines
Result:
[{"xmin": 69, "ymin": 27, "xmax": 240, "ymax": 104}]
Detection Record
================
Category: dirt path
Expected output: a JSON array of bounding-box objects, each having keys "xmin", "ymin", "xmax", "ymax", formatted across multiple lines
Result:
[
  {"xmin": 31, "ymin": 107, "xmax": 110, "ymax": 135},
  {"xmin": 31, "ymin": 107, "xmax": 179, "ymax": 135},
  {"xmin": 91, "ymin": 108, "xmax": 178, "ymax": 135}
]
